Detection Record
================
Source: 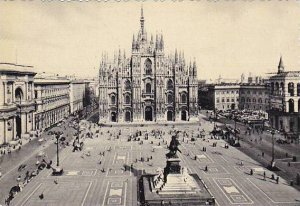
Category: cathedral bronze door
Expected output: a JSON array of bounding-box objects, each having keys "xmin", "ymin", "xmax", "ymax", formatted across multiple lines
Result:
[
  {"xmin": 125, "ymin": 111, "xmax": 131, "ymax": 122},
  {"xmin": 167, "ymin": 111, "xmax": 173, "ymax": 121},
  {"xmin": 181, "ymin": 110, "xmax": 187, "ymax": 121},
  {"xmin": 145, "ymin": 106, "xmax": 153, "ymax": 121},
  {"xmin": 111, "ymin": 112, "xmax": 117, "ymax": 122}
]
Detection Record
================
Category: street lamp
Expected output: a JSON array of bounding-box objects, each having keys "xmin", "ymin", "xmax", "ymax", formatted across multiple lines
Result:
[
  {"xmin": 214, "ymin": 108, "xmax": 216, "ymax": 129},
  {"xmin": 271, "ymin": 129, "xmax": 276, "ymax": 168},
  {"xmin": 52, "ymin": 131, "xmax": 64, "ymax": 175}
]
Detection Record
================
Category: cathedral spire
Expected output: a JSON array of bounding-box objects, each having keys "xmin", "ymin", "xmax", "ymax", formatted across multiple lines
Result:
[
  {"xmin": 175, "ymin": 49, "xmax": 178, "ymax": 64},
  {"xmin": 118, "ymin": 48, "xmax": 121, "ymax": 65},
  {"xmin": 160, "ymin": 34, "xmax": 164, "ymax": 50},
  {"xmin": 278, "ymin": 55, "xmax": 284, "ymax": 74},
  {"xmin": 193, "ymin": 58, "xmax": 197, "ymax": 77},
  {"xmin": 155, "ymin": 33, "xmax": 159, "ymax": 50},
  {"xmin": 140, "ymin": 5, "xmax": 145, "ymax": 34},
  {"xmin": 132, "ymin": 34, "xmax": 136, "ymax": 50}
]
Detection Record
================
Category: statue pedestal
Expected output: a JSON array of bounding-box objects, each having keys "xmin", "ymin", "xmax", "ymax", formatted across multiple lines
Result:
[
  {"xmin": 164, "ymin": 158, "xmax": 181, "ymax": 175},
  {"xmin": 141, "ymin": 157, "xmax": 215, "ymax": 205}
]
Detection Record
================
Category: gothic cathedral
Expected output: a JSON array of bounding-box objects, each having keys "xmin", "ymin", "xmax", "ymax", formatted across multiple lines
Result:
[{"xmin": 99, "ymin": 8, "xmax": 198, "ymax": 123}]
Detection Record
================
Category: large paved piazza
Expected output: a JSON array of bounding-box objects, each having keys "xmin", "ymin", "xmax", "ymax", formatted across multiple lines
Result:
[{"xmin": 11, "ymin": 116, "xmax": 300, "ymax": 206}]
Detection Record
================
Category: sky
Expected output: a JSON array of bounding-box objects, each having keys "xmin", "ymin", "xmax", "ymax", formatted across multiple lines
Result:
[{"xmin": 1, "ymin": 1, "xmax": 300, "ymax": 80}]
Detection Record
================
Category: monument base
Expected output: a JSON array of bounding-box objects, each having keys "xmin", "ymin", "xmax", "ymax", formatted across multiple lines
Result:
[{"xmin": 141, "ymin": 173, "xmax": 215, "ymax": 205}]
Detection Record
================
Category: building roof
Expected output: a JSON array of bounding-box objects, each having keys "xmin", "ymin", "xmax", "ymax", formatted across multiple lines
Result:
[
  {"xmin": 34, "ymin": 78, "xmax": 70, "ymax": 85},
  {"xmin": 0, "ymin": 63, "xmax": 36, "ymax": 75},
  {"xmin": 269, "ymin": 71, "xmax": 300, "ymax": 79}
]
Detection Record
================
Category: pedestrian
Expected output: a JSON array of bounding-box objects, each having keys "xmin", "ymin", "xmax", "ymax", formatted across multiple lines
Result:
[
  {"xmin": 276, "ymin": 176, "xmax": 279, "ymax": 184},
  {"xmin": 17, "ymin": 175, "xmax": 21, "ymax": 182},
  {"xmin": 204, "ymin": 165, "xmax": 208, "ymax": 172},
  {"xmin": 39, "ymin": 193, "xmax": 44, "ymax": 200},
  {"xmin": 262, "ymin": 152, "xmax": 264, "ymax": 157},
  {"xmin": 250, "ymin": 169, "xmax": 253, "ymax": 175},
  {"xmin": 263, "ymin": 171, "xmax": 266, "ymax": 180}
]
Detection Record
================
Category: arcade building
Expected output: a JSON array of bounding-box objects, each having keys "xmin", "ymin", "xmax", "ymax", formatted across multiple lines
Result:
[
  {"xmin": 0, "ymin": 63, "xmax": 36, "ymax": 144},
  {"xmin": 99, "ymin": 8, "xmax": 199, "ymax": 123}
]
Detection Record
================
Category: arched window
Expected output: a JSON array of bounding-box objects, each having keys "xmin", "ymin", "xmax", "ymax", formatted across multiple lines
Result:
[
  {"xmin": 271, "ymin": 82, "xmax": 274, "ymax": 95},
  {"xmin": 297, "ymin": 83, "xmax": 300, "ymax": 96},
  {"xmin": 125, "ymin": 95, "xmax": 130, "ymax": 104},
  {"xmin": 181, "ymin": 93, "xmax": 187, "ymax": 103},
  {"xmin": 15, "ymin": 88, "xmax": 23, "ymax": 103},
  {"xmin": 241, "ymin": 97, "xmax": 245, "ymax": 102},
  {"xmin": 167, "ymin": 79, "xmax": 173, "ymax": 90},
  {"xmin": 146, "ymin": 83, "xmax": 151, "ymax": 93},
  {"xmin": 124, "ymin": 80, "xmax": 131, "ymax": 91},
  {"xmin": 111, "ymin": 95, "xmax": 116, "ymax": 104},
  {"xmin": 288, "ymin": 82, "xmax": 294, "ymax": 96},
  {"xmin": 167, "ymin": 94, "xmax": 173, "ymax": 104},
  {"xmin": 253, "ymin": 98, "xmax": 256, "ymax": 103},
  {"xmin": 145, "ymin": 59, "xmax": 152, "ymax": 75},
  {"xmin": 275, "ymin": 82, "xmax": 279, "ymax": 95},
  {"xmin": 289, "ymin": 99, "xmax": 294, "ymax": 113}
]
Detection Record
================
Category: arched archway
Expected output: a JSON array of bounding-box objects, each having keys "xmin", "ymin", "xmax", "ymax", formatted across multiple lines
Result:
[
  {"xmin": 16, "ymin": 115, "xmax": 21, "ymax": 138},
  {"xmin": 289, "ymin": 99, "xmax": 294, "ymax": 113},
  {"xmin": 288, "ymin": 82, "xmax": 294, "ymax": 96},
  {"xmin": 181, "ymin": 110, "xmax": 187, "ymax": 121},
  {"xmin": 15, "ymin": 87, "xmax": 23, "ymax": 103},
  {"xmin": 167, "ymin": 110, "xmax": 173, "ymax": 121},
  {"xmin": 145, "ymin": 106, "xmax": 153, "ymax": 121},
  {"xmin": 111, "ymin": 112, "xmax": 117, "ymax": 122},
  {"xmin": 125, "ymin": 111, "xmax": 131, "ymax": 122}
]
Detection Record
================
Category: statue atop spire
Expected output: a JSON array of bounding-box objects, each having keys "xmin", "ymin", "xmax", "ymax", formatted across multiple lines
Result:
[
  {"xmin": 140, "ymin": 5, "xmax": 145, "ymax": 34},
  {"xmin": 278, "ymin": 55, "xmax": 284, "ymax": 74}
]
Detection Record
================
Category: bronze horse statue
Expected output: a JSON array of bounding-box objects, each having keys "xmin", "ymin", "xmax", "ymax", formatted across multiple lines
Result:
[{"xmin": 166, "ymin": 134, "xmax": 181, "ymax": 158}]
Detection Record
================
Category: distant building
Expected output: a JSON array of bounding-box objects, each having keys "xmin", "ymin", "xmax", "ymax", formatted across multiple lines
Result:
[
  {"xmin": 239, "ymin": 84, "xmax": 269, "ymax": 111},
  {"xmin": 0, "ymin": 63, "xmax": 36, "ymax": 144},
  {"xmin": 199, "ymin": 84, "xmax": 240, "ymax": 111},
  {"xmin": 199, "ymin": 82, "xmax": 269, "ymax": 112},
  {"xmin": 70, "ymin": 80, "xmax": 86, "ymax": 114},
  {"xmin": 268, "ymin": 57, "xmax": 300, "ymax": 138},
  {"xmin": 33, "ymin": 76, "xmax": 70, "ymax": 131}
]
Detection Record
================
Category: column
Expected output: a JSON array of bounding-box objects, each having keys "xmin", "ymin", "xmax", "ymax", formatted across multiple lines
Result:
[
  {"xmin": 0, "ymin": 119, "xmax": 4, "ymax": 144},
  {"xmin": 14, "ymin": 117, "xmax": 17, "ymax": 140},
  {"xmin": 25, "ymin": 82, "xmax": 28, "ymax": 101},
  {"xmin": 21, "ymin": 113, "xmax": 27, "ymax": 134},
  {"xmin": 12, "ymin": 83, "xmax": 14, "ymax": 103},
  {"xmin": 0, "ymin": 82, "xmax": 4, "ymax": 106},
  {"xmin": 3, "ymin": 82, "xmax": 7, "ymax": 104},
  {"xmin": 3, "ymin": 119, "xmax": 7, "ymax": 143}
]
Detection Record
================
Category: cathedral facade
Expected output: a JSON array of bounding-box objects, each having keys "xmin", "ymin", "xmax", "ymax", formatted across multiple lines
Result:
[{"xmin": 98, "ymin": 8, "xmax": 198, "ymax": 123}]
